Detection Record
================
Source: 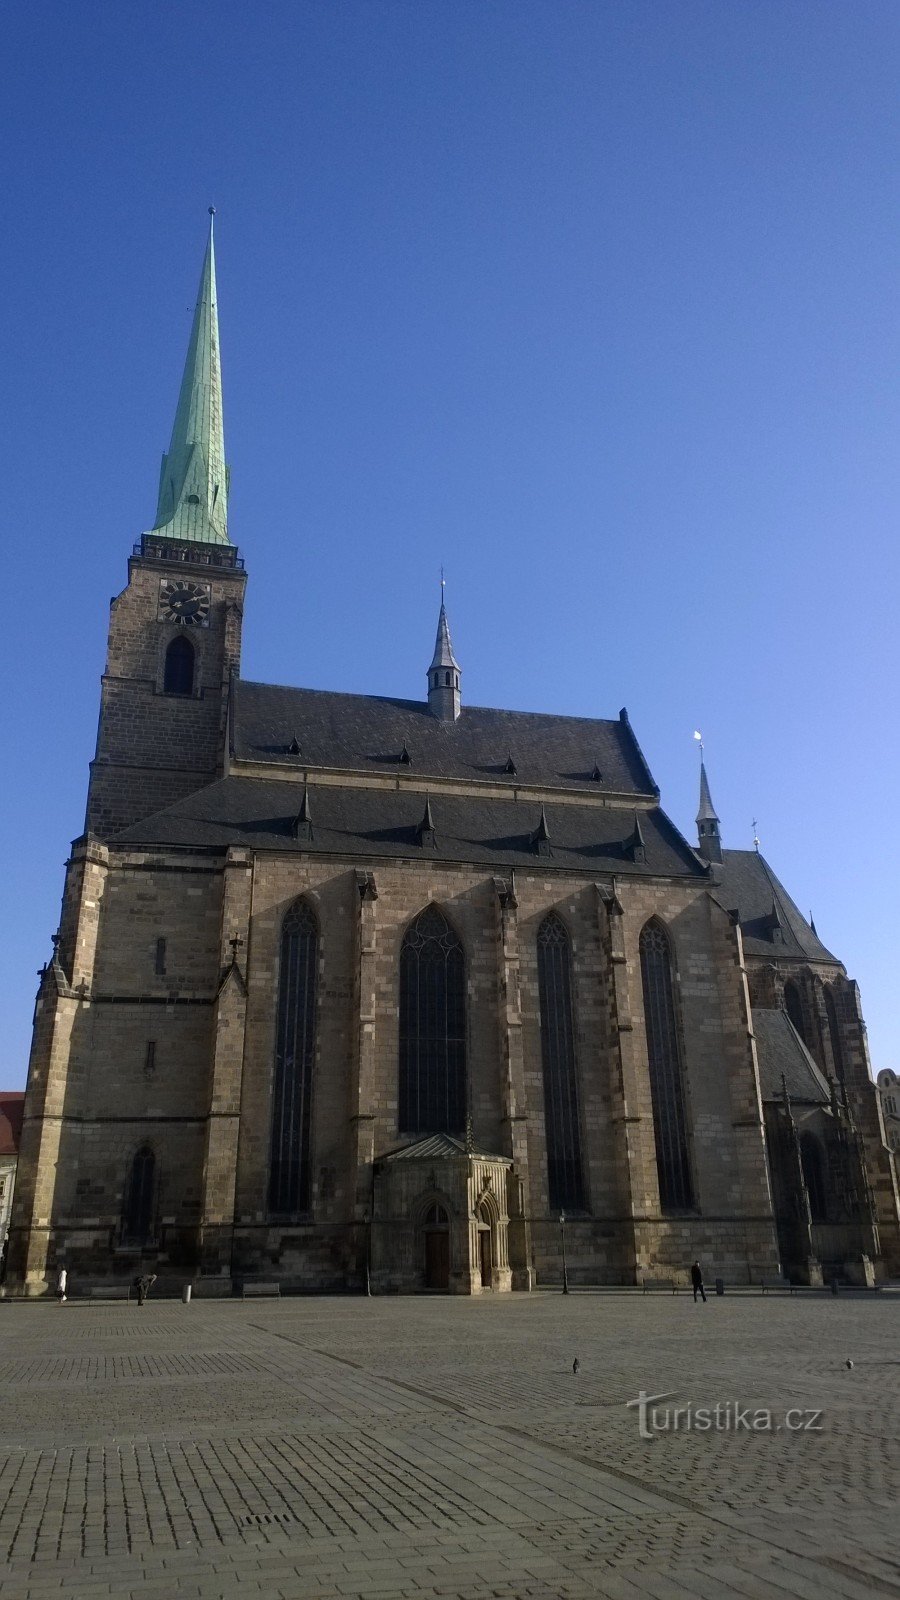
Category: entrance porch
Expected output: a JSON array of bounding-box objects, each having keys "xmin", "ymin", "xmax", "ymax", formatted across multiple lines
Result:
[{"xmin": 370, "ymin": 1134, "xmax": 527, "ymax": 1294}]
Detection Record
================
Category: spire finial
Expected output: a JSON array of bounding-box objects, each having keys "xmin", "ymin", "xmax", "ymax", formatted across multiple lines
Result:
[
  {"xmin": 752, "ymin": 818, "xmax": 761, "ymax": 852},
  {"xmin": 148, "ymin": 216, "xmax": 231, "ymax": 547}
]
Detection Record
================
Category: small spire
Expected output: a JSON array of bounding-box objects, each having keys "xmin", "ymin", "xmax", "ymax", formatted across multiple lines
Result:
[
  {"xmin": 531, "ymin": 804, "xmax": 551, "ymax": 856},
  {"xmin": 427, "ymin": 595, "xmax": 461, "ymax": 721},
  {"xmin": 810, "ymin": 911, "xmax": 817, "ymax": 936},
  {"xmin": 694, "ymin": 742, "xmax": 722, "ymax": 864},
  {"xmin": 625, "ymin": 812, "xmax": 646, "ymax": 863},
  {"xmin": 292, "ymin": 782, "xmax": 313, "ymax": 842},
  {"xmin": 415, "ymin": 795, "xmax": 436, "ymax": 847},
  {"xmin": 149, "ymin": 211, "xmax": 231, "ymax": 546}
]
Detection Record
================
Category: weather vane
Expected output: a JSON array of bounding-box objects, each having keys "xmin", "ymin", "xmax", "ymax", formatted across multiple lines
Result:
[
  {"xmin": 693, "ymin": 729, "xmax": 703, "ymax": 756},
  {"xmin": 752, "ymin": 818, "xmax": 761, "ymax": 851}
]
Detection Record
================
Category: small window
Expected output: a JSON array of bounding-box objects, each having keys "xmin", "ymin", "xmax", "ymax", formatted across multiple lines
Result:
[
  {"xmin": 164, "ymin": 634, "xmax": 194, "ymax": 696},
  {"xmin": 423, "ymin": 1203, "xmax": 449, "ymax": 1226},
  {"xmin": 445, "ymin": 671, "xmax": 451, "ymax": 686},
  {"xmin": 154, "ymin": 938, "xmax": 166, "ymax": 976},
  {"xmin": 186, "ymin": 493, "xmax": 201, "ymax": 505},
  {"xmin": 144, "ymin": 1040, "xmax": 156, "ymax": 1074}
]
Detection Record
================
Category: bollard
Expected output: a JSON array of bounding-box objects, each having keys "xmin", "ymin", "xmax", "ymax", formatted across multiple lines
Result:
[
  {"xmin": 715, "ymin": 1277, "xmax": 724, "ymax": 1297},
  {"xmin": 831, "ymin": 1278, "xmax": 839, "ymax": 1296},
  {"xmin": 182, "ymin": 1284, "xmax": 192, "ymax": 1304}
]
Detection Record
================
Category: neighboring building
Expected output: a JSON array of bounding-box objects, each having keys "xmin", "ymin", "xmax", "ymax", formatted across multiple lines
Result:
[
  {"xmin": 8, "ymin": 221, "xmax": 899, "ymax": 1296},
  {"xmin": 0, "ymin": 1093, "xmax": 25, "ymax": 1249},
  {"xmin": 877, "ymin": 1070, "xmax": 900, "ymax": 1157}
]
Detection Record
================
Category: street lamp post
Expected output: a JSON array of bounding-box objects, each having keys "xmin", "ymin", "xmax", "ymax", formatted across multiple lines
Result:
[
  {"xmin": 559, "ymin": 1209, "xmax": 569, "ymax": 1295},
  {"xmin": 363, "ymin": 1210, "xmax": 371, "ymax": 1298}
]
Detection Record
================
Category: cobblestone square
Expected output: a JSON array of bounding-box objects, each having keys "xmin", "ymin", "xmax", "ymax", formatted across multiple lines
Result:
[{"xmin": 0, "ymin": 1289, "xmax": 897, "ymax": 1598}]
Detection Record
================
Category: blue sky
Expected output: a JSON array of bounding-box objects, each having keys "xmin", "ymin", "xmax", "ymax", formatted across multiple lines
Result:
[{"xmin": 1, "ymin": 1, "xmax": 898, "ymax": 1083}]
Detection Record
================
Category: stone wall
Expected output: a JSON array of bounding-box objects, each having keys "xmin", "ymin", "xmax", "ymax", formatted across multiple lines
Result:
[{"xmin": 16, "ymin": 836, "xmax": 865, "ymax": 1294}]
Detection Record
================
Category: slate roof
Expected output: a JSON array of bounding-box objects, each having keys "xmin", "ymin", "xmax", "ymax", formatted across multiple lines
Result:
[
  {"xmin": 231, "ymin": 681, "xmax": 659, "ymax": 796},
  {"xmin": 753, "ymin": 1010, "xmax": 831, "ymax": 1105},
  {"xmin": 114, "ymin": 776, "xmax": 704, "ymax": 876},
  {"xmin": 0, "ymin": 1094, "xmax": 25, "ymax": 1159},
  {"xmin": 376, "ymin": 1133, "xmax": 510, "ymax": 1164},
  {"xmin": 715, "ymin": 850, "xmax": 839, "ymax": 963}
]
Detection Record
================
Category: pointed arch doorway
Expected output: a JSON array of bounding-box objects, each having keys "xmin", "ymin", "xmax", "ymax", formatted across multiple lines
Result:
[
  {"xmin": 423, "ymin": 1202, "xmax": 450, "ymax": 1290},
  {"xmin": 477, "ymin": 1201, "xmax": 493, "ymax": 1289}
]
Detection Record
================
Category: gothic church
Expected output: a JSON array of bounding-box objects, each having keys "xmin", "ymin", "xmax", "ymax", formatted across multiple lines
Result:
[{"xmin": 10, "ymin": 222, "xmax": 899, "ymax": 1294}]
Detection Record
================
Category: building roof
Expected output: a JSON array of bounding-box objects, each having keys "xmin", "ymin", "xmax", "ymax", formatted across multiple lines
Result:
[
  {"xmin": 149, "ymin": 212, "xmax": 230, "ymax": 546},
  {"xmin": 0, "ymin": 1094, "xmax": 25, "ymax": 1158},
  {"xmin": 114, "ymin": 774, "xmax": 705, "ymax": 876},
  {"xmin": 715, "ymin": 849, "xmax": 838, "ymax": 963},
  {"xmin": 696, "ymin": 759, "xmax": 719, "ymax": 824},
  {"xmin": 753, "ymin": 1009, "xmax": 831, "ymax": 1105},
  {"xmin": 231, "ymin": 680, "xmax": 660, "ymax": 797}
]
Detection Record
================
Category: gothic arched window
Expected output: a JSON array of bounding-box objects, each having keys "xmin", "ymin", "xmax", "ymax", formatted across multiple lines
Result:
[
  {"xmin": 639, "ymin": 921, "xmax": 694, "ymax": 1212},
  {"xmin": 268, "ymin": 900, "xmax": 318, "ymax": 1215},
  {"xmin": 164, "ymin": 634, "xmax": 194, "ymax": 696},
  {"xmin": 399, "ymin": 905, "xmax": 466, "ymax": 1134},
  {"xmin": 122, "ymin": 1146, "xmax": 156, "ymax": 1244},
  {"xmin": 783, "ymin": 980, "xmax": 807, "ymax": 1046},
  {"xmin": 537, "ymin": 912, "xmax": 585, "ymax": 1211},
  {"xmin": 800, "ymin": 1131, "xmax": 828, "ymax": 1222}
]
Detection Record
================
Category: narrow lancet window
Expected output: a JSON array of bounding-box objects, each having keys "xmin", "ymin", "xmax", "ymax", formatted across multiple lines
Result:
[
  {"xmin": 537, "ymin": 912, "xmax": 585, "ymax": 1211},
  {"xmin": 399, "ymin": 906, "xmax": 466, "ymax": 1134},
  {"xmin": 122, "ymin": 1146, "xmax": 156, "ymax": 1244},
  {"xmin": 800, "ymin": 1132, "xmax": 828, "ymax": 1222},
  {"xmin": 639, "ymin": 921, "xmax": 694, "ymax": 1211},
  {"xmin": 824, "ymin": 986, "xmax": 845, "ymax": 1082},
  {"xmin": 268, "ymin": 900, "xmax": 318, "ymax": 1215},
  {"xmin": 783, "ymin": 980, "xmax": 808, "ymax": 1047}
]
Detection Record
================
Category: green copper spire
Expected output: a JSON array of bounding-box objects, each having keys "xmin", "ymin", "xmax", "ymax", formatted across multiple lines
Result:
[{"xmin": 150, "ymin": 210, "xmax": 231, "ymax": 546}]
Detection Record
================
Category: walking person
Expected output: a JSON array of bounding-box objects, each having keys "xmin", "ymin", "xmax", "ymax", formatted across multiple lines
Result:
[
  {"xmin": 56, "ymin": 1265, "xmax": 67, "ymax": 1303},
  {"xmin": 690, "ymin": 1260, "xmax": 706, "ymax": 1303}
]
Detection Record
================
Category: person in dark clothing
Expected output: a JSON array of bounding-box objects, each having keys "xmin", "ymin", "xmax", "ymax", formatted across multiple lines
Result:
[
  {"xmin": 134, "ymin": 1273, "xmax": 157, "ymax": 1306},
  {"xmin": 690, "ymin": 1261, "xmax": 706, "ymax": 1302}
]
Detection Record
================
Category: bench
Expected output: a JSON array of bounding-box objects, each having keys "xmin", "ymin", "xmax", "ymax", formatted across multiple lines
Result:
[
  {"xmin": 760, "ymin": 1276, "xmax": 794, "ymax": 1294},
  {"xmin": 641, "ymin": 1278, "xmax": 678, "ymax": 1294},
  {"xmin": 89, "ymin": 1285, "xmax": 132, "ymax": 1301},
  {"xmin": 241, "ymin": 1281, "xmax": 281, "ymax": 1299}
]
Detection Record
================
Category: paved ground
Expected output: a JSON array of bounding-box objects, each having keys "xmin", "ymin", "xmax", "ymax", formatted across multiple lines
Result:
[{"xmin": 0, "ymin": 1289, "xmax": 897, "ymax": 1598}]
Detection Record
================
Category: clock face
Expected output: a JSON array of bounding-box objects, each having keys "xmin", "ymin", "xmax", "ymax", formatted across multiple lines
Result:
[{"xmin": 158, "ymin": 579, "xmax": 211, "ymax": 627}]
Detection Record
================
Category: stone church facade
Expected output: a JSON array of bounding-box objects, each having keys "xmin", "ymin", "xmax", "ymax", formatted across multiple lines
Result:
[{"xmin": 9, "ymin": 222, "xmax": 899, "ymax": 1295}]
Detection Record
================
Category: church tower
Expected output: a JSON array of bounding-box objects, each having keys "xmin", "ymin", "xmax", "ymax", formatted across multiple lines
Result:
[{"xmin": 85, "ymin": 213, "xmax": 246, "ymax": 838}]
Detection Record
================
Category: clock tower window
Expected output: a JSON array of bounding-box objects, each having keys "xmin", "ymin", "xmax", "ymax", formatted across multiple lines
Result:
[{"xmin": 163, "ymin": 634, "xmax": 195, "ymax": 696}]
